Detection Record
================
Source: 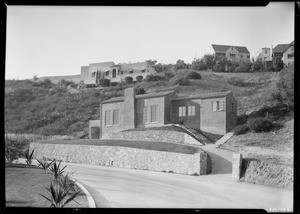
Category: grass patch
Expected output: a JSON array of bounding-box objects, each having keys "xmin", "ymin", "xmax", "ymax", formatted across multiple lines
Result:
[
  {"xmin": 35, "ymin": 139, "xmax": 200, "ymax": 154},
  {"xmin": 5, "ymin": 164, "xmax": 88, "ymax": 207}
]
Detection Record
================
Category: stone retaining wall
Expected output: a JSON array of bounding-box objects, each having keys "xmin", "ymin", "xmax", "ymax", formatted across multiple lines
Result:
[
  {"xmin": 232, "ymin": 154, "xmax": 293, "ymax": 189},
  {"xmin": 107, "ymin": 130, "xmax": 202, "ymax": 145},
  {"xmin": 30, "ymin": 142, "xmax": 210, "ymax": 175}
]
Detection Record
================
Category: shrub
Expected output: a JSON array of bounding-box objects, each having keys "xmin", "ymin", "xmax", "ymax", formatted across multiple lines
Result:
[
  {"xmin": 234, "ymin": 61, "xmax": 252, "ymax": 73},
  {"xmin": 247, "ymin": 117, "xmax": 275, "ymax": 133},
  {"xmin": 24, "ymin": 149, "xmax": 35, "ymax": 165},
  {"xmin": 234, "ymin": 125, "xmax": 250, "ymax": 135},
  {"xmin": 99, "ymin": 78, "xmax": 111, "ymax": 87},
  {"xmin": 251, "ymin": 60, "xmax": 264, "ymax": 72},
  {"xmin": 5, "ymin": 134, "xmax": 29, "ymax": 163},
  {"xmin": 175, "ymin": 77, "xmax": 190, "ymax": 86},
  {"xmin": 145, "ymin": 74, "xmax": 165, "ymax": 82},
  {"xmin": 110, "ymin": 82, "xmax": 118, "ymax": 87},
  {"xmin": 227, "ymin": 77, "xmax": 244, "ymax": 87},
  {"xmin": 136, "ymin": 75, "xmax": 143, "ymax": 82},
  {"xmin": 271, "ymin": 65, "xmax": 294, "ymax": 110},
  {"xmin": 164, "ymin": 72, "xmax": 174, "ymax": 79},
  {"xmin": 191, "ymin": 58, "xmax": 207, "ymax": 71},
  {"xmin": 185, "ymin": 71, "xmax": 202, "ymax": 79},
  {"xmin": 135, "ymin": 87, "xmax": 146, "ymax": 95},
  {"xmin": 124, "ymin": 76, "xmax": 133, "ymax": 84},
  {"xmin": 274, "ymin": 60, "xmax": 284, "ymax": 71}
]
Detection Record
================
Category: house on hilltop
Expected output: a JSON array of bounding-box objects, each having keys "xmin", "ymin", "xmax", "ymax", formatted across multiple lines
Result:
[
  {"xmin": 81, "ymin": 61, "xmax": 157, "ymax": 85},
  {"xmin": 89, "ymin": 88, "xmax": 237, "ymax": 139},
  {"xmin": 272, "ymin": 41, "xmax": 294, "ymax": 66},
  {"xmin": 211, "ymin": 44, "xmax": 250, "ymax": 62}
]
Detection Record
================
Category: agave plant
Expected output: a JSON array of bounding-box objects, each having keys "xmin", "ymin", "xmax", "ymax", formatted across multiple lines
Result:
[
  {"xmin": 37, "ymin": 158, "xmax": 55, "ymax": 174},
  {"xmin": 49, "ymin": 160, "xmax": 67, "ymax": 181},
  {"xmin": 24, "ymin": 149, "xmax": 35, "ymax": 165},
  {"xmin": 39, "ymin": 181, "xmax": 80, "ymax": 208},
  {"xmin": 57, "ymin": 174, "xmax": 79, "ymax": 194}
]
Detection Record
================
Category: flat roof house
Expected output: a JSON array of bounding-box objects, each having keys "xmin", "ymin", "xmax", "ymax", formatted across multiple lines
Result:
[
  {"xmin": 211, "ymin": 44, "xmax": 250, "ymax": 62},
  {"xmin": 81, "ymin": 61, "xmax": 157, "ymax": 85},
  {"xmin": 89, "ymin": 88, "xmax": 237, "ymax": 139}
]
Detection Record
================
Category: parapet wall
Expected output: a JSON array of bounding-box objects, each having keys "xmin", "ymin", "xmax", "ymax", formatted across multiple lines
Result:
[
  {"xmin": 30, "ymin": 142, "xmax": 210, "ymax": 175},
  {"xmin": 107, "ymin": 130, "xmax": 202, "ymax": 145}
]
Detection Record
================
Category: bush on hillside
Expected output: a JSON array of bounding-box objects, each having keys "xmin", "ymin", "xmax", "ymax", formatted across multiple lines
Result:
[
  {"xmin": 135, "ymin": 87, "xmax": 146, "ymax": 95},
  {"xmin": 145, "ymin": 74, "xmax": 165, "ymax": 82},
  {"xmin": 227, "ymin": 77, "xmax": 244, "ymax": 87},
  {"xmin": 271, "ymin": 64, "xmax": 294, "ymax": 110},
  {"xmin": 212, "ymin": 56, "xmax": 230, "ymax": 72},
  {"xmin": 136, "ymin": 75, "xmax": 143, "ymax": 82},
  {"xmin": 234, "ymin": 124, "xmax": 250, "ymax": 135},
  {"xmin": 274, "ymin": 60, "xmax": 284, "ymax": 72},
  {"xmin": 110, "ymin": 82, "xmax": 118, "ymax": 87},
  {"xmin": 191, "ymin": 58, "xmax": 207, "ymax": 71},
  {"xmin": 125, "ymin": 76, "xmax": 133, "ymax": 84},
  {"xmin": 251, "ymin": 60, "xmax": 264, "ymax": 72},
  {"xmin": 247, "ymin": 117, "xmax": 275, "ymax": 133},
  {"xmin": 99, "ymin": 78, "xmax": 111, "ymax": 87},
  {"xmin": 175, "ymin": 59, "xmax": 188, "ymax": 70},
  {"xmin": 234, "ymin": 61, "xmax": 252, "ymax": 73},
  {"xmin": 164, "ymin": 72, "xmax": 174, "ymax": 79},
  {"xmin": 174, "ymin": 77, "xmax": 191, "ymax": 86},
  {"xmin": 185, "ymin": 71, "xmax": 202, "ymax": 79}
]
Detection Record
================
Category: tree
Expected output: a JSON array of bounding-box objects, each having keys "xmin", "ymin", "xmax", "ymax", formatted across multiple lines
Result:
[
  {"xmin": 33, "ymin": 75, "xmax": 38, "ymax": 81},
  {"xmin": 203, "ymin": 54, "xmax": 215, "ymax": 70},
  {"xmin": 146, "ymin": 60, "xmax": 157, "ymax": 67},
  {"xmin": 175, "ymin": 59, "xmax": 187, "ymax": 70},
  {"xmin": 251, "ymin": 59, "xmax": 264, "ymax": 72}
]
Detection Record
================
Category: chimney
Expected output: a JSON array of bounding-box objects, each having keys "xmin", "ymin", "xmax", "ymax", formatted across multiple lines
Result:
[
  {"xmin": 270, "ymin": 45, "xmax": 273, "ymax": 57},
  {"xmin": 123, "ymin": 88, "xmax": 136, "ymax": 130}
]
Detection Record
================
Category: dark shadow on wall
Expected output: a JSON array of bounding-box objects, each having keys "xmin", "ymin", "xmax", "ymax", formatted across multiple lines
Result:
[{"xmin": 203, "ymin": 150, "xmax": 232, "ymax": 175}]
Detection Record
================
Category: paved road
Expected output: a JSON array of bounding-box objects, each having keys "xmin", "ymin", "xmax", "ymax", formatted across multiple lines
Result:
[{"xmin": 62, "ymin": 161, "xmax": 293, "ymax": 211}]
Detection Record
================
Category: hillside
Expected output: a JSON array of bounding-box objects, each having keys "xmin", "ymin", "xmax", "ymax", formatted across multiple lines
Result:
[
  {"xmin": 4, "ymin": 69, "xmax": 288, "ymax": 137},
  {"xmin": 36, "ymin": 74, "xmax": 82, "ymax": 84}
]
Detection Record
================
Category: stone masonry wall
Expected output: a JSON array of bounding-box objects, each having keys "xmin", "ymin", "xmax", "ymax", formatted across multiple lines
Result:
[
  {"xmin": 30, "ymin": 142, "xmax": 208, "ymax": 175},
  {"xmin": 106, "ymin": 130, "xmax": 202, "ymax": 145}
]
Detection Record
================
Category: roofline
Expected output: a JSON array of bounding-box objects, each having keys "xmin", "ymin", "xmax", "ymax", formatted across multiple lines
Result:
[
  {"xmin": 101, "ymin": 91, "xmax": 175, "ymax": 104},
  {"xmin": 173, "ymin": 91, "xmax": 232, "ymax": 101}
]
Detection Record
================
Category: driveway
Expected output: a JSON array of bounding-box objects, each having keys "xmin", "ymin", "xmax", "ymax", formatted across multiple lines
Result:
[{"xmin": 62, "ymin": 161, "xmax": 293, "ymax": 210}]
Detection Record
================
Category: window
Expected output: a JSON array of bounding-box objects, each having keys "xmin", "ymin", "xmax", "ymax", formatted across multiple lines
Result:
[
  {"xmin": 150, "ymin": 105, "xmax": 158, "ymax": 122},
  {"xmin": 141, "ymin": 69, "xmax": 146, "ymax": 73},
  {"xmin": 265, "ymin": 50, "xmax": 267, "ymax": 54},
  {"xmin": 247, "ymin": 55, "xmax": 250, "ymax": 59},
  {"xmin": 188, "ymin": 106, "xmax": 195, "ymax": 116},
  {"xmin": 112, "ymin": 109, "xmax": 119, "ymax": 125},
  {"xmin": 105, "ymin": 110, "xmax": 111, "ymax": 126},
  {"xmin": 230, "ymin": 54, "xmax": 236, "ymax": 59},
  {"xmin": 179, "ymin": 106, "xmax": 186, "ymax": 117},
  {"xmin": 92, "ymin": 72, "xmax": 96, "ymax": 77},
  {"xmin": 129, "ymin": 70, "xmax": 133, "ymax": 74},
  {"xmin": 240, "ymin": 55, "xmax": 243, "ymax": 58},
  {"xmin": 105, "ymin": 71, "xmax": 109, "ymax": 76},
  {"xmin": 288, "ymin": 54, "xmax": 294, "ymax": 59},
  {"xmin": 212, "ymin": 100, "xmax": 224, "ymax": 111}
]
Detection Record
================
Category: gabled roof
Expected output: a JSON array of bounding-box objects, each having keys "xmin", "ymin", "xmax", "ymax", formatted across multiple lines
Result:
[
  {"xmin": 273, "ymin": 41, "xmax": 294, "ymax": 54},
  {"xmin": 273, "ymin": 44, "xmax": 289, "ymax": 54},
  {"xmin": 173, "ymin": 91, "xmax": 232, "ymax": 101},
  {"xmin": 212, "ymin": 44, "xmax": 250, "ymax": 54},
  {"xmin": 101, "ymin": 90, "xmax": 175, "ymax": 104}
]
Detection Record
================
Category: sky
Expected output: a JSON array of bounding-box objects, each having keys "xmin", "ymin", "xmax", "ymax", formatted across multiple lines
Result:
[{"xmin": 6, "ymin": 3, "xmax": 294, "ymax": 80}]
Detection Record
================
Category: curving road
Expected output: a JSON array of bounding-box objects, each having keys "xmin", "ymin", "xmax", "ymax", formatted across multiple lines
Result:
[{"xmin": 62, "ymin": 157, "xmax": 293, "ymax": 211}]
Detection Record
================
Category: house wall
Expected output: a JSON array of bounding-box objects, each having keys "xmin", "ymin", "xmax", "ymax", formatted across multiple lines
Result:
[
  {"xmin": 224, "ymin": 47, "xmax": 250, "ymax": 62},
  {"xmin": 101, "ymin": 101, "xmax": 125, "ymax": 139},
  {"xmin": 200, "ymin": 97, "xmax": 226, "ymax": 135},
  {"xmin": 171, "ymin": 99, "xmax": 201, "ymax": 131},
  {"xmin": 135, "ymin": 96, "xmax": 165, "ymax": 128},
  {"xmin": 225, "ymin": 94, "xmax": 237, "ymax": 132},
  {"xmin": 81, "ymin": 66, "xmax": 92, "ymax": 84},
  {"xmin": 282, "ymin": 46, "xmax": 294, "ymax": 66}
]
